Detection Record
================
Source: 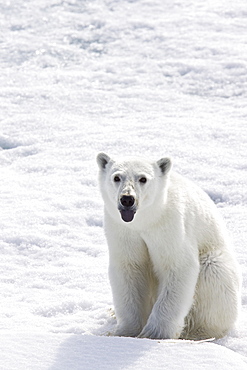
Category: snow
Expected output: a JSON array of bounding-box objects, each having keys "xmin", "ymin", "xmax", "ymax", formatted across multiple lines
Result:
[
  {"xmin": 1, "ymin": 335, "xmax": 247, "ymax": 370},
  {"xmin": 0, "ymin": 0, "xmax": 247, "ymax": 368}
]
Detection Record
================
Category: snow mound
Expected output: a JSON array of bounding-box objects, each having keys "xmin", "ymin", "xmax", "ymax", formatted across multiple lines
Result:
[{"xmin": 1, "ymin": 334, "xmax": 247, "ymax": 370}]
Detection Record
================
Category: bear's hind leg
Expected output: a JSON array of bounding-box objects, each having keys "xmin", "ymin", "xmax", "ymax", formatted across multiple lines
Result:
[{"xmin": 183, "ymin": 250, "xmax": 241, "ymax": 340}]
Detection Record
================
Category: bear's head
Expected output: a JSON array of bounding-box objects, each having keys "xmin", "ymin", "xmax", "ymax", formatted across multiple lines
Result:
[{"xmin": 97, "ymin": 153, "xmax": 172, "ymax": 224}]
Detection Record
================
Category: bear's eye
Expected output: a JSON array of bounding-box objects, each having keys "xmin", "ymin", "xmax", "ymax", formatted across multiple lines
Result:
[
  {"xmin": 139, "ymin": 177, "xmax": 147, "ymax": 184},
  {"xmin": 114, "ymin": 176, "xmax": 121, "ymax": 182}
]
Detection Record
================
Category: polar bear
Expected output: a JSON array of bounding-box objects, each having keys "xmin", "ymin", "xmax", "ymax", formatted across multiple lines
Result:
[{"xmin": 97, "ymin": 152, "xmax": 241, "ymax": 340}]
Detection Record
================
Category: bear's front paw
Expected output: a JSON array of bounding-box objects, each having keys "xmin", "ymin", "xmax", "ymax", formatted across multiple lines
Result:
[
  {"xmin": 138, "ymin": 321, "xmax": 180, "ymax": 340},
  {"xmin": 138, "ymin": 323, "xmax": 166, "ymax": 340},
  {"xmin": 115, "ymin": 325, "xmax": 141, "ymax": 338}
]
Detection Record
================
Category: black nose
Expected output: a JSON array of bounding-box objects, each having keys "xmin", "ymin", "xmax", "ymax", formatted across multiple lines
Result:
[{"xmin": 120, "ymin": 195, "xmax": 135, "ymax": 208}]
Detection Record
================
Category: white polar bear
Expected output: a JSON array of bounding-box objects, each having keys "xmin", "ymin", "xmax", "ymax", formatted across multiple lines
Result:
[{"xmin": 97, "ymin": 152, "xmax": 241, "ymax": 340}]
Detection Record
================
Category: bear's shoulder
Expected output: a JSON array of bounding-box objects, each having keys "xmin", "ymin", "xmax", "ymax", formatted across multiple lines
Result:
[{"xmin": 168, "ymin": 172, "xmax": 214, "ymax": 207}]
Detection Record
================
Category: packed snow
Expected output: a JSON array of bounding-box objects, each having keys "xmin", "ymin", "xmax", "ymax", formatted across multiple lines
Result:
[{"xmin": 0, "ymin": 0, "xmax": 247, "ymax": 368}]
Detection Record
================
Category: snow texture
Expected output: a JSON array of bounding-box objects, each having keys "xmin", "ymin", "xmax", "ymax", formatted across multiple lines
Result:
[{"xmin": 0, "ymin": 0, "xmax": 247, "ymax": 369}]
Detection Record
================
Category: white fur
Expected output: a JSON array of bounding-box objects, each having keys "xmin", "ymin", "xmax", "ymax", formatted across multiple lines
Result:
[{"xmin": 97, "ymin": 153, "xmax": 242, "ymax": 340}]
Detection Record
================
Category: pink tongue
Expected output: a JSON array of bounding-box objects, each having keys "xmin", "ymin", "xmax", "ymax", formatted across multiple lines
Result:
[{"xmin": 120, "ymin": 210, "xmax": 135, "ymax": 222}]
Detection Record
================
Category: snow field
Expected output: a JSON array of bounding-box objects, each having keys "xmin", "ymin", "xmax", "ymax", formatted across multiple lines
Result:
[{"xmin": 0, "ymin": 0, "xmax": 247, "ymax": 368}]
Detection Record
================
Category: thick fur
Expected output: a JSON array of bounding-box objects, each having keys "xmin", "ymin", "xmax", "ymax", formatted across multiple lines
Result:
[{"xmin": 97, "ymin": 153, "xmax": 241, "ymax": 340}]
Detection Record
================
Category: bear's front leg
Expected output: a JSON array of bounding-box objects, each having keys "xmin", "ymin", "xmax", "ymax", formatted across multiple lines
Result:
[
  {"xmin": 139, "ymin": 255, "xmax": 199, "ymax": 339},
  {"xmin": 109, "ymin": 260, "xmax": 152, "ymax": 337},
  {"xmin": 106, "ymin": 223, "xmax": 152, "ymax": 338}
]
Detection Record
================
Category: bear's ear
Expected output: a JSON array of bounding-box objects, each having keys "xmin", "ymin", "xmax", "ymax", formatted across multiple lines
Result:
[
  {"xmin": 157, "ymin": 157, "xmax": 172, "ymax": 175},
  {"xmin": 97, "ymin": 152, "xmax": 111, "ymax": 170}
]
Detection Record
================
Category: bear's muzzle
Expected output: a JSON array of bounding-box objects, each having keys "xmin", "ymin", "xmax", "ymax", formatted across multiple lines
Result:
[{"xmin": 119, "ymin": 195, "xmax": 136, "ymax": 222}]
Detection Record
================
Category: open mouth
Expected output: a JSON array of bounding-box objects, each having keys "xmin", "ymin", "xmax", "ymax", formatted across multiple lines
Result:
[
  {"xmin": 119, "ymin": 208, "xmax": 136, "ymax": 222},
  {"xmin": 118, "ymin": 195, "xmax": 137, "ymax": 222}
]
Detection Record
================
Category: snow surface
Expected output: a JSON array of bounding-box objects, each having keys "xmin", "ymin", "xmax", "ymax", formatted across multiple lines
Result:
[{"xmin": 0, "ymin": 0, "xmax": 247, "ymax": 368}]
